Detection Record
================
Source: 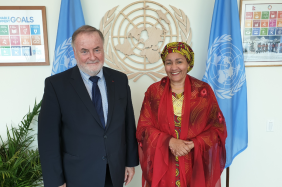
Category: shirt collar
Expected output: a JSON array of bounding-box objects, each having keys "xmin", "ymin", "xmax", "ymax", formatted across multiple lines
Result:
[{"xmin": 79, "ymin": 67, "xmax": 104, "ymax": 82}]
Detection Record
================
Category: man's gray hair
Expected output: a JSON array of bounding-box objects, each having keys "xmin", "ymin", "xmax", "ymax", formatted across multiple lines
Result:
[{"xmin": 71, "ymin": 25, "xmax": 104, "ymax": 49}]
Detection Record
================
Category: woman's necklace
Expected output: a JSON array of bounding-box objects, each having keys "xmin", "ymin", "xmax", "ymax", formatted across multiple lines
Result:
[{"xmin": 171, "ymin": 84, "xmax": 184, "ymax": 94}]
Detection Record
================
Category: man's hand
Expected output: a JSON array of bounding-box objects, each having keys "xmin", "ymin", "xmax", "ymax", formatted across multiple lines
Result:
[
  {"xmin": 124, "ymin": 167, "xmax": 135, "ymax": 186},
  {"xmin": 169, "ymin": 138, "xmax": 194, "ymax": 157},
  {"xmin": 59, "ymin": 183, "xmax": 66, "ymax": 187}
]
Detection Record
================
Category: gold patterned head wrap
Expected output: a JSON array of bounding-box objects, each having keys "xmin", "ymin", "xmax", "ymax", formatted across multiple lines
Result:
[{"xmin": 161, "ymin": 42, "xmax": 194, "ymax": 72}]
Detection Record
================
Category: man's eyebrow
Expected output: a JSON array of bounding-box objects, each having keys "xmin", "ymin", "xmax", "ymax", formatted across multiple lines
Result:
[{"xmin": 80, "ymin": 48, "xmax": 88, "ymax": 51}]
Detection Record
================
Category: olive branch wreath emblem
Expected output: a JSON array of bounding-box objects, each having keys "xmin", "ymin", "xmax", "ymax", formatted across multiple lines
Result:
[
  {"xmin": 52, "ymin": 37, "xmax": 72, "ymax": 75},
  {"xmin": 100, "ymin": 3, "xmax": 192, "ymax": 82},
  {"xmin": 204, "ymin": 34, "xmax": 246, "ymax": 99}
]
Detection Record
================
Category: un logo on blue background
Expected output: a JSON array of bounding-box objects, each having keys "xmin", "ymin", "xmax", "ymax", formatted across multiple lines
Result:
[
  {"xmin": 52, "ymin": 37, "xmax": 77, "ymax": 75},
  {"xmin": 204, "ymin": 35, "xmax": 246, "ymax": 99}
]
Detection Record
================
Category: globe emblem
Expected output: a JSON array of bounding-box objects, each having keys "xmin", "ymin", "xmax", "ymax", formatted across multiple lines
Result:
[
  {"xmin": 111, "ymin": 1, "xmax": 180, "ymax": 71},
  {"xmin": 98, "ymin": 0, "xmax": 195, "ymax": 83},
  {"xmin": 62, "ymin": 49, "xmax": 77, "ymax": 69},
  {"xmin": 52, "ymin": 37, "xmax": 77, "ymax": 75},
  {"xmin": 58, "ymin": 49, "xmax": 77, "ymax": 72},
  {"xmin": 101, "ymin": 1, "xmax": 192, "ymax": 82},
  {"xmin": 205, "ymin": 40, "xmax": 245, "ymax": 98}
]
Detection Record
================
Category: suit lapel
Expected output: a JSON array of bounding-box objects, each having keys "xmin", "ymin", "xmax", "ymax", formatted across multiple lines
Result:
[
  {"xmin": 69, "ymin": 66, "xmax": 104, "ymax": 129},
  {"xmin": 103, "ymin": 67, "xmax": 115, "ymax": 131}
]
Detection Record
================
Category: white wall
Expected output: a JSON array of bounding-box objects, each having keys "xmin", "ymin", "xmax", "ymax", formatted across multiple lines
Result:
[{"xmin": 0, "ymin": 0, "xmax": 281, "ymax": 187}]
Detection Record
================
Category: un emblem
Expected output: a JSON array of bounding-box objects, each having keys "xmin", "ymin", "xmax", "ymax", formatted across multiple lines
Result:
[
  {"xmin": 52, "ymin": 37, "xmax": 77, "ymax": 75},
  {"xmin": 203, "ymin": 34, "xmax": 246, "ymax": 99},
  {"xmin": 100, "ymin": 0, "xmax": 192, "ymax": 82}
]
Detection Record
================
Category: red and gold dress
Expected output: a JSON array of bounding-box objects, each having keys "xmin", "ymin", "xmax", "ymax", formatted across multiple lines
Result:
[
  {"xmin": 172, "ymin": 92, "xmax": 184, "ymax": 187},
  {"xmin": 136, "ymin": 75, "xmax": 227, "ymax": 187}
]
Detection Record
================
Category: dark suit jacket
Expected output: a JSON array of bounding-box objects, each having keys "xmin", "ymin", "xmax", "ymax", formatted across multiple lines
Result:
[{"xmin": 38, "ymin": 66, "xmax": 139, "ymax": 187}]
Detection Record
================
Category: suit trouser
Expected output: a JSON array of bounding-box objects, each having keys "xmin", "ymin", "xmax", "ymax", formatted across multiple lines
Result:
[{"xmin": 105, "ymin": 164, "xmax": 114, "ymax": 187}]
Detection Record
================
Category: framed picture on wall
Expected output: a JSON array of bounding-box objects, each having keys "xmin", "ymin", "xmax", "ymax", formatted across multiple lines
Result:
[
  {"xmin": 0, "ymin": 6, "xmax": 49, "ymax": 66},
  {"xmin": 240, "ymin": 0, "xmax": 282, "ymax": 67}
]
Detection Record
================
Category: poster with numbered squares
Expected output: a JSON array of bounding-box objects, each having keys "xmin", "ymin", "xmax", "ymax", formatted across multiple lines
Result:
[
  {"xmin": 0, "ymin": 7, "xmax": 49, "ymax": 66},
  {"xmin": 241, "ymin": 1, "xmax": 282, "ymax": 65}
]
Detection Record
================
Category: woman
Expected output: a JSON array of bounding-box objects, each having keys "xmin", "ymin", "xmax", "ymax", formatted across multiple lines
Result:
[{"xmin": 136, "ymin": 42, "xmax": 227, "ymax": 187}]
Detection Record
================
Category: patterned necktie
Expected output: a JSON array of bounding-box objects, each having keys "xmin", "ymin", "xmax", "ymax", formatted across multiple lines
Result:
[{"xmin": 89, "ymin": 76, "xmax": 105, "ymax": 128}]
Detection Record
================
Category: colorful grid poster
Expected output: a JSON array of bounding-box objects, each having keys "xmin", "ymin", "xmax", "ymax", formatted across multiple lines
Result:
[
  {"xmin": 0, "ymin": 9, "xmax": 46, "ymax": 64},
  {"xmin": 242, "ymin": 3, "xmax": 282, "ymax": 62}
]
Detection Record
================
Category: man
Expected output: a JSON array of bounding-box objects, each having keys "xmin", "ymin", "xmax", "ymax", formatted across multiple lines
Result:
[{"xmin": 38, "ymin": 25, "xmax": 139, "ymax": 187}]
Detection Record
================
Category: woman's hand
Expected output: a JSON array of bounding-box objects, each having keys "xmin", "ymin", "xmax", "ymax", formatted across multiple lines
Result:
[
  {"xmin": 169, "ymin": 138, "xmax": 194, "ymax": 157},
  {"xmin": 184, "ymin": 140, "xmax": 194, "ymax": 151}
]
